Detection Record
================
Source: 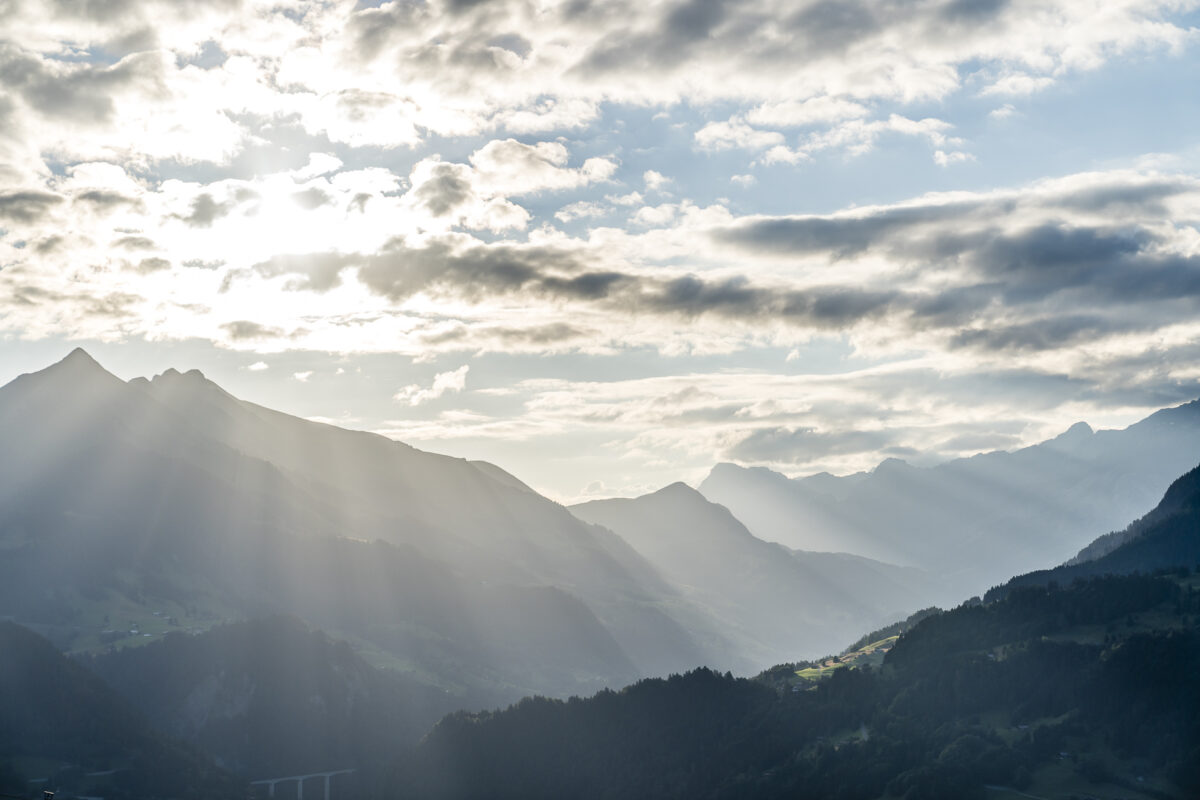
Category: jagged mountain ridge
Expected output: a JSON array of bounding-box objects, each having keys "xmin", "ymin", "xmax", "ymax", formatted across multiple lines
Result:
[
  {"xmin": 571, "ymin": 483, "xmax": 927, "ymax": 662},
  {"xmin": 0, "ymin": 350, "xmax": 734, "ymax": 700},
  {"xmin": 699, "ymin": 402, "xmax": 1200, "ymax": 603}
]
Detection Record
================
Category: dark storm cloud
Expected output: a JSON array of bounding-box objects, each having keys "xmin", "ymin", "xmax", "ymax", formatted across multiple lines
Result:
[{"xmin": 0, "ymin": 190, "xmax": 63, "ymax": 223}]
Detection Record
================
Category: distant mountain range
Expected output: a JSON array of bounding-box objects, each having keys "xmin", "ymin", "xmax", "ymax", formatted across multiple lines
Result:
[
  {"xmin": 395, "ymin": 476, "xmax": 1200, "ymax": 800},
  {"xmin": 0, "ymin": 349, "xmax": 739, "ymax": 702},
  {"xmin": 993, "ymin": 461, "xmax": 1200, "ymax": 598},
  {"xmin": 571, "ymin": 483, "xmax": 928, "ymax": 664},
  {"xmin": 4, "ymin": 348, "xmax": 1200, "ymax": 800},
  {"xmin": 699, "ymin": 404, "xmax": 1200, "ymax": 603}
]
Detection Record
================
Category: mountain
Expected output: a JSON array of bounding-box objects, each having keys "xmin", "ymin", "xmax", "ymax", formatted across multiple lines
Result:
[
  {"xmin": 82, "ymin": 616, "xmax": 455, "ymax": 781},
  {"xmin": 993, "ymin": 461, "xmax": 1200, "ymax": 598},
  {"xmin": 0, "ymin": 350, "xmax": 731, "ymax": 701},
  {"xmin": 0, "ymin": 620, "xmax": 242, "ymax": 800},
  {"xmin": 394, "ymin": 571, "xmax": 1200, "ymax": 800},
  {"xmin": 699, "ymin": 403, "xmax": 1200, "ymax": 602},
  {"xmin": 570, "ymin": 483, "xmax": 927, "ymax": 663}
]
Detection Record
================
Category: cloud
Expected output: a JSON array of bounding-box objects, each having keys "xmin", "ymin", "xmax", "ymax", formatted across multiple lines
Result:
[
  {"xmin": 293, "ymin": 370, "xmax": 313, "ymax": 382},
  {"xmin": 131, "ymin": 256, "xmax": 171, "ymax": 273},
  {"xmin": 0, "ymin": 189, "xmax": 62, "ymax": 222},
  {"xmin": 694, "ymin": 119, "xmax": 785, "ymax": 152},
  {"xmin": 247, "ymin": 360, "xmax": 269, "ymax": 371},
  {"xmin": 207, "ymin": 168, "xmax": 1200, "ymax": 367},
  {"xmin": 400, "ymin": 139, "xmax": 615, "ymax": 232},
  {"xmin": 222, "ymin": 320, "xmax": 285, "ymax": 341},
  {"xmin": 395, "ymin": 364, "xmax": 471, "ymax": 406},
  {"xmin": 179, "ymin": 193, "xmax": 230, "ymax": 228},
  {"xmin": 643, "ymin": 170, "xmax": 672, "ymax": 193},
  {"xmin": 725, "ymin": 426, "xmax": 899, "ymax": 464},
  {"xmin": 933, "ymin": 149, "xmax": 974, "ymax": 166}
]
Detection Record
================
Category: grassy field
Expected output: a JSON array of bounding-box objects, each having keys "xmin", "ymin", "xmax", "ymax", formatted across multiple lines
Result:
[{"xmin": 793, "ymin": 635, "xmax": 900, "ymax": 683}]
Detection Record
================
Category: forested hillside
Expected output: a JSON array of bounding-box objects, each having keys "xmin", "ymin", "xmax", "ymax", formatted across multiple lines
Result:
[
  {"xmin": 0, "ymin": 621, "xmax": 241, "ymax": 800},
  {"xmin": 83, "ymin": 617, "xmax": 457, "ymax": 780},
  {"xmin": 394, "ymin": 572, "xmax": 1200, "ymax": 800}
]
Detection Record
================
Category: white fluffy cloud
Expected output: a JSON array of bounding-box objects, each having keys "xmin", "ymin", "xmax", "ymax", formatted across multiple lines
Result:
[{"xmin": 395, "ymin": 365, "xmax": 471, "ymax": 406}]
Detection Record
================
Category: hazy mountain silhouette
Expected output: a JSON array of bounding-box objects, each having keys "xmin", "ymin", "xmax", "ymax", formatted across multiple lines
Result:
[
  {"xmin": 0, "ymin": 350, "xmax": 733, "ymax": 701},
  {"xmin": 571, "ymin": 483, "xmax": 927, "ymax": 662},
  {"xmin": 396, "ymin": 463, "xmax": 1200, "ymax": 799},
  {"xmin": 994, "ymin": 461, "xmax": 1200, "ymax": 597},
  {"xmin": 699, "ymin": 404, "xmax": 1200, "ymax": 603},
  {"xmin": 0, "ymin": 620, "xmax": 242, "ymax": 800}
]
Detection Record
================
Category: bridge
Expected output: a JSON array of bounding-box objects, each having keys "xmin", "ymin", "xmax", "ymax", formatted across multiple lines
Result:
[{"xmin": 250, "ymin": 769, "xmax": 355, "ymax": 800}]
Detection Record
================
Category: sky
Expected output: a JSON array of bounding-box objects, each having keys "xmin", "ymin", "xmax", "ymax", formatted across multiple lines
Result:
[{"xmin": 3, "ymin": 0, "xmax": 1200, "ymax": 502}]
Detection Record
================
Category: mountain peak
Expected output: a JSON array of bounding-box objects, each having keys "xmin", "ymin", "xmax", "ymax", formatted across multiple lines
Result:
[
  {"xmin": 873, "ymin": 457, "xmax": 911, "ymax": 475},
  {"xmin": 57, "ymin": 347, "xmax": 108, "ymax": 373},
  {"xmin": 1057, "ymin": 421, "xmax": 1093, "ymax": 439},
  {"xmin": 149, "ymin": 365, "xmax": 229, "ymax": 398},
  {"xmin": 32, "ymin": 347, "xmax": 122, "ymax": 386}
]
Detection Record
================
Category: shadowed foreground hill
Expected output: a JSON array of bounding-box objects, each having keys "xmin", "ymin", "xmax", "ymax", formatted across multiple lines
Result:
[
  {"xmin": 394, "ymin": 572, "xmax": 1200, "ymax": 800},
  {"xmin": 83, "ymin": 617, "xmax": 455, "ymax": 780},
  {"xmin": 0, "ymin": 621, "xmax": 241, "ymax": 800}
]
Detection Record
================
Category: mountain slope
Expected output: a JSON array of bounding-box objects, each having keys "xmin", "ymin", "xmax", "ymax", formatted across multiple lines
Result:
[
  {"xmin": 993, "ymin": 462, "xmax": 1200, "ymax": 597},
  {"xmin": 0, "ymin": 350, "xmax": 725, "ymax": 699},
  {"xmin": 395, "ymin": 572, "xmax": 1200, "ymax": 800},
  {"xmin": 82, "ymin": 617, "xmax": 456, "ymax": 780},
  {"xmin": 571, "ymin": 483, "xmax": 927, "ymax": 662},
  {"xmin": 0, "ymin": 621, "xmax": 242, "ymax": 800},
  {"xmin": 699, "ymin": 404, "xmax": 1200, "ymax": 602}
]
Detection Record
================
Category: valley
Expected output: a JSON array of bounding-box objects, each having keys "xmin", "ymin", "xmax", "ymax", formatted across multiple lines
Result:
[{"xmin": 1, "ymin": 351, "xmax": 1198, "ymax": 799}]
